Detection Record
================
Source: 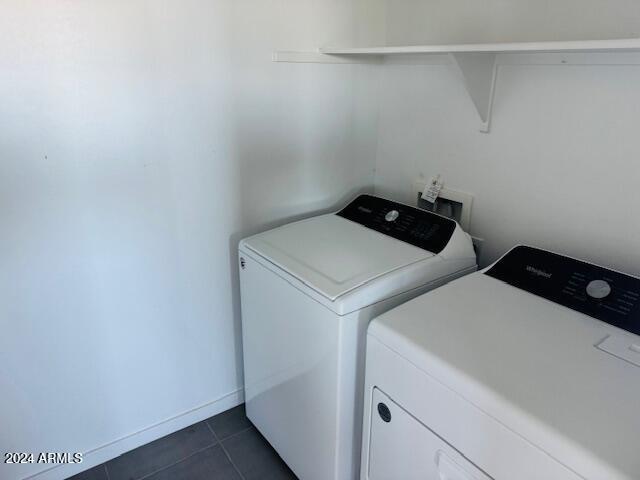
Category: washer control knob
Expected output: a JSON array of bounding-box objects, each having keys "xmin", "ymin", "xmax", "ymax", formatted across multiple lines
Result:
[
  {"xmin": 586, "ymin": 280, "xmax": 612, "ymax": 300},
  {"xmin": 385, "ymin": 210, "xmax": 400, "ymax": 222}
]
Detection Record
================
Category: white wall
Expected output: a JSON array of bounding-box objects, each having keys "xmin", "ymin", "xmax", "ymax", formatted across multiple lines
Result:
[
  {"xmin": 374, "ymin": 0, "xmax": 640, "ymax": 271},
  {"xmin": 385, "ymin": 0, "xmax": 640, "ymax": 45},
  {"xmin": 0, "ymin": 2, "xmax": 382, "ymax": 479}
]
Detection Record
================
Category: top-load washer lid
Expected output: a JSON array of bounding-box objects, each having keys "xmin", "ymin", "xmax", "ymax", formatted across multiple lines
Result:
[
  {"xmin": 240, "ymin": 195, "xmax": 470, "ymax": 312},
  {"xmin": 369, "ymin": 246, "xmax": 640, "ymax": 480}
]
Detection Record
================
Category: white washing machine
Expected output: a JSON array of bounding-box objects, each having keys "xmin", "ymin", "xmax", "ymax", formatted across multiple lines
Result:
[
  {"xmin": 361, "ymin": 245, "xmax": 640, "ymax": 480},
  {"xmin": 239, "ymin": 194, "xmax": 476, "ymax": 480}
]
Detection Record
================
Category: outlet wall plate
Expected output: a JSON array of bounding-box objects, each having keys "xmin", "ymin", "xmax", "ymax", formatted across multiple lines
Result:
[{"xmin": 412, "ymin": 180, "xmax": 474, "ymax": 232}]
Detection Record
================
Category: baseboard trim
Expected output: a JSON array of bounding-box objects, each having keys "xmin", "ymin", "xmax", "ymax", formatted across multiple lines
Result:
[{"xmin": 25, "ymin": 388, "xmax": 245, "ymax": 480}]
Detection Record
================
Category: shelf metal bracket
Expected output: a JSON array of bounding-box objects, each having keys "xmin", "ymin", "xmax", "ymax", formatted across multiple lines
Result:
[{"xmin": 449, "ymin": 53, "xmax": 498, "ymax": 133}]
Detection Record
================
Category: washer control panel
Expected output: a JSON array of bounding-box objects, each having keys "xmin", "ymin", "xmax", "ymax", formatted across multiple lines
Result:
[
  {"xmin": 337, "ymin": 195, "xmax": 456, "ymax": 254},
  {"xmin": 486, "ymin": 246, "xmax": 640, "ymax": 335}
]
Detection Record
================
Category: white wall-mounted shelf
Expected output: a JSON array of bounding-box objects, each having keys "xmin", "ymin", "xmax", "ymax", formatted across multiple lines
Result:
[
  {"xmin": 319, "ymin": 38, "xmax": 640, "ymax": 55},
  {"xmin": 274, "ymin": 38, "xmax": 640, "ymax": 132}
]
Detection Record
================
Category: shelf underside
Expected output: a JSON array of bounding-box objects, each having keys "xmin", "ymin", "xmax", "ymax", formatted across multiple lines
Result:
[{"xmin": 320, "ymin": 38, "xmax": 640, "ymax": 55}]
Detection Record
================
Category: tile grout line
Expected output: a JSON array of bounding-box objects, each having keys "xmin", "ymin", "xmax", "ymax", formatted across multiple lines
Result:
[
  {"xmin": 131, "ymin": 441, "xmax": 219, "ymax": 480},
  {"xmin": 104, "ymin": 421, "xmax": 220, "ymax": 480},
  {"xmin": 85, "ymin": 419, "xmax": 250, "ymax": 480},
  {"xmin": 216, "ymin": 425, "xmax": 254, "ymax": 443},
  {"xmin": 205, "ymin": 420, "xmax": 247, "ymax": 480}
]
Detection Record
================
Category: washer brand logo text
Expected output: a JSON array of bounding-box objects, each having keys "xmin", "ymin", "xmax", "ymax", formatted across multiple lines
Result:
[{"xmin": 526, "ymin": 266, "xmax": 553, "ymax": 279}]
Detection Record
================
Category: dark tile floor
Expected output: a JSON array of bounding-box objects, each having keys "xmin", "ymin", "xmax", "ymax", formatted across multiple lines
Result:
[{"xmin": 68, "ymin": 405, "xmax": 298, "ymax": 480}]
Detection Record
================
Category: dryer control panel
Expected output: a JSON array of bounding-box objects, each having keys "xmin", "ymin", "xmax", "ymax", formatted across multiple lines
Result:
[
  {"xmin": 486, "ymin": 246, "xmax": 640, "ymax": 335},
  {"xmin": 337, "ymin": 195, "xmax": 456, "ymax": 254}
]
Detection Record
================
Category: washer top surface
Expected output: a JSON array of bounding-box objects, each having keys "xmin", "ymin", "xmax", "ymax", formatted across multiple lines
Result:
[
  {"xmin": 369, "ymin": 246, "xmax": 640, "ymax": 480},
  {"xmin": 242, "ymin": 212, "xmax": 433, "ymax": 302}
]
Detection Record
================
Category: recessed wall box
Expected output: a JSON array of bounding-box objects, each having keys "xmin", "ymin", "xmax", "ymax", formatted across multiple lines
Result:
[{"xmin": 413, "ymin": 180, "xmax": 474, "ymax": 232}]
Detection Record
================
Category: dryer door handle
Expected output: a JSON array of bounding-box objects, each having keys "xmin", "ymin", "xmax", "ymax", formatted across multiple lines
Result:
[{"xmin": 436, "ymin": 451, "xmax": 491, "ymax": 480}]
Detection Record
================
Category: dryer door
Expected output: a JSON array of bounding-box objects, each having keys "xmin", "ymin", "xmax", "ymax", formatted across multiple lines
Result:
[{"xmin": 367, "ymin": 388, "xmax": 492, "ymax": 480}]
